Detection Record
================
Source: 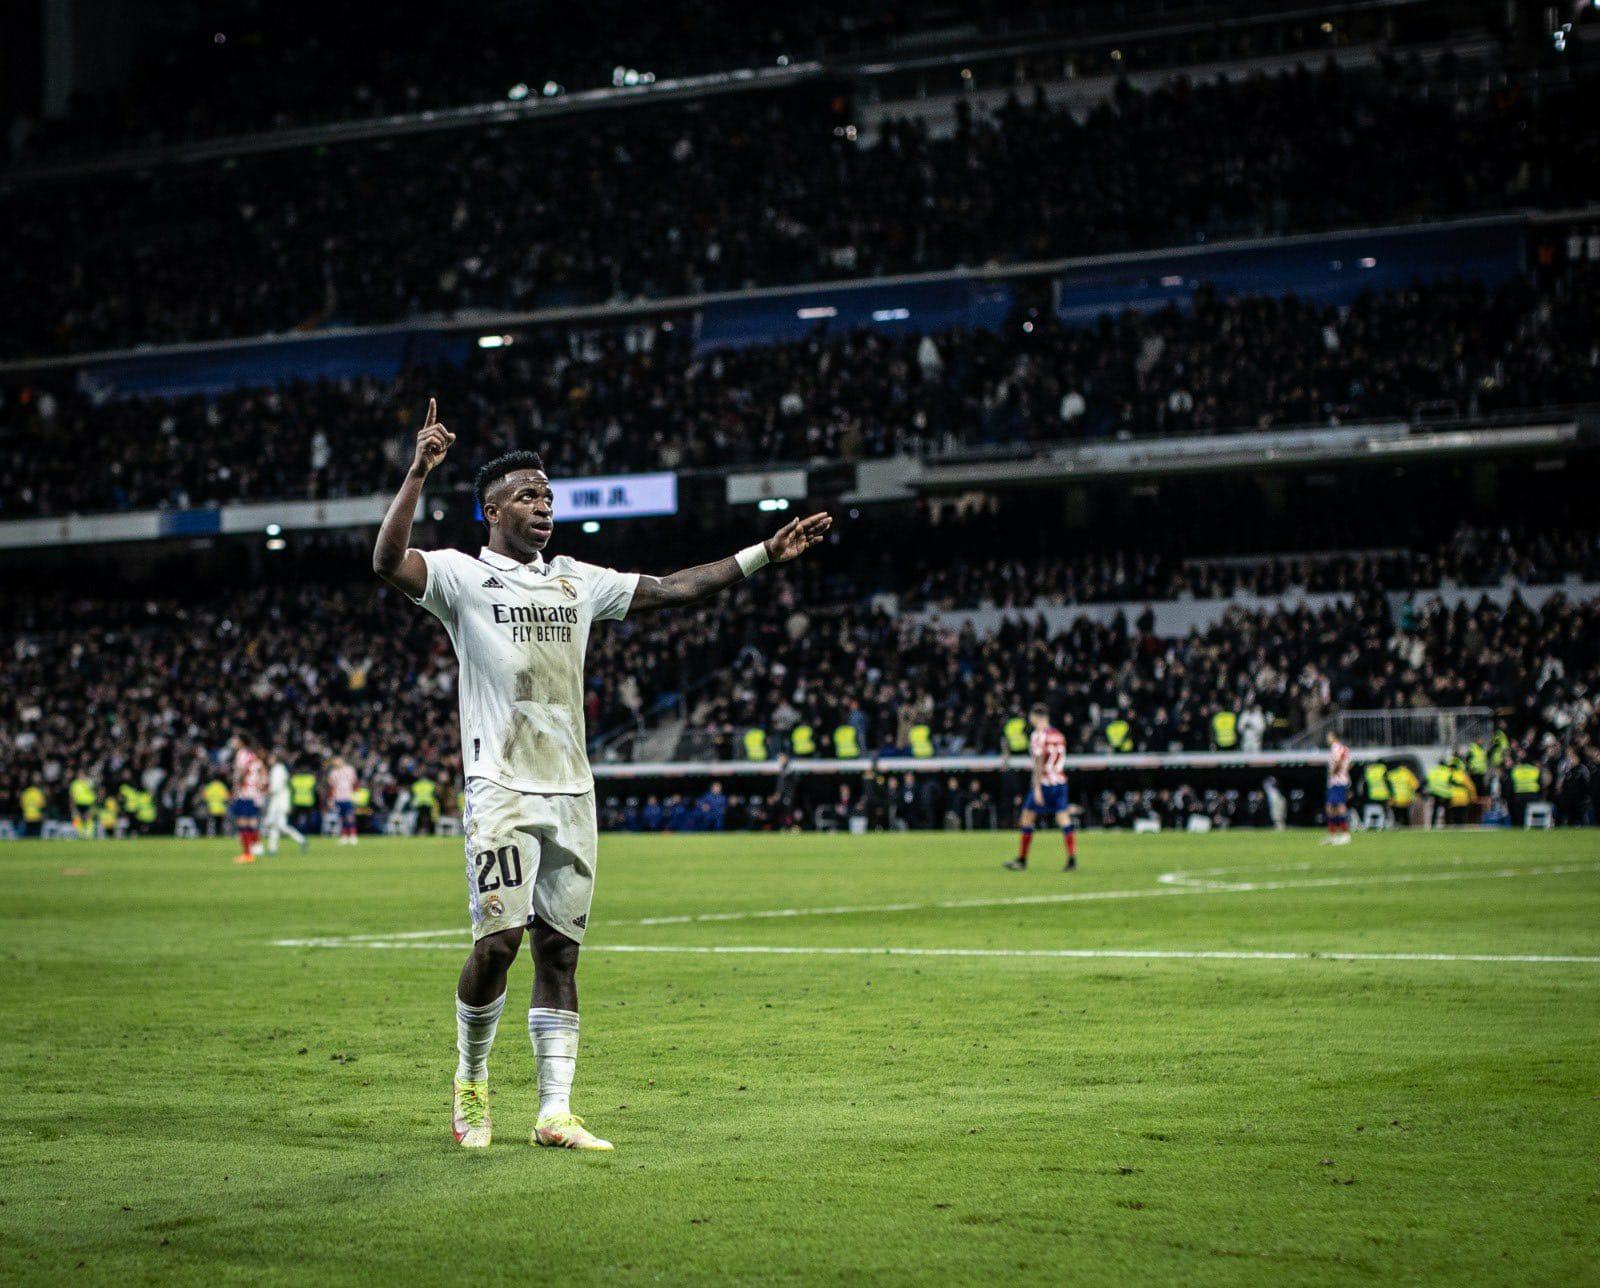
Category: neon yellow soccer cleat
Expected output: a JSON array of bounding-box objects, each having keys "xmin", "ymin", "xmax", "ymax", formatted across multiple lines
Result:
[
  {"xmin": 533, "ymin": 1113, "xmax": 613, "ymax": 1151},
  {"xmin": 452, "ymin": 1079, "xmax": 492, "ymax": 1148}
]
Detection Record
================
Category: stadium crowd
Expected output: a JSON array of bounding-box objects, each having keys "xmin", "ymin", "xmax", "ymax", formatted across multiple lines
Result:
[
  {"xmin": 899, "ymin": 525, "xmax": 1600, "ymax": 610},
  {"xmin": 3, "ymin": 530, "xmax": 1597, "ymax": 834},
  {"xmin": 6, "ymin": 60, "xmax": 1598, "ymax": 357},
  {"xmin": 13, "ymin": 0, "xmax": 1131, "ymax": 161},
  {"xmin": 6, "ymin": 264, "xmax": 1597, "ymax": 520}
]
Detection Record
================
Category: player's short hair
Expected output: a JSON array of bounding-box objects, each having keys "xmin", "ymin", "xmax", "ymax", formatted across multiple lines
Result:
[
  {"xmin": 474, "ymin": 450, "xmax": 547, "ymax": 518},
  {"xmin": 1029, "ymin": 703, "xmax": 1050, "ymax": 719}
]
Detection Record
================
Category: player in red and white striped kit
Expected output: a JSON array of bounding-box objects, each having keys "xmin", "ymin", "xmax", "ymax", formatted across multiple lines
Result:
[
  {"xmin": 230, "ymin": 734, "xmax": 269, "ymax": 865},
  {"xmin": 1004, "ymin": 704, "xmax": 1078, "ymax": 871},
  {"xmin": 327, "ymin": 757, "xmax": 360, "ymax": 846},
  {"xmin": 1323, "ymin": 732, "xmax": 1353, "ymax": 845}
]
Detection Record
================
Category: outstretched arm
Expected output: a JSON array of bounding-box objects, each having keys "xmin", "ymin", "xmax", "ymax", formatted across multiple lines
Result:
[
  {"xmin": 630, "ymin": 512, "xmax": 831, "ymax": 614},
  {"xmin": 373, "ymin": 399, "xmax": 455, "ymax": 598}
]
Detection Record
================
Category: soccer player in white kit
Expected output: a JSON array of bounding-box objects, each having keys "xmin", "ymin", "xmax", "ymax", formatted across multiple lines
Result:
[
  {"xmin": 373, "ymin": 400, "xmax": 830, "ymax": 1152},
  {"xmin": 263, "ymin": 754, "xmax": 310, "ymax": 855}
]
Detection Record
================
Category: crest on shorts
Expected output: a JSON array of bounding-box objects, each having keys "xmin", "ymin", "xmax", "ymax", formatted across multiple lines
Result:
[
  {"xmin": 556, "ymin": 577, "xmax": 578, "ymax": 600},
  {"xmin": 485, "ymin": 895, "xmax": 505, "ymax": 919}
]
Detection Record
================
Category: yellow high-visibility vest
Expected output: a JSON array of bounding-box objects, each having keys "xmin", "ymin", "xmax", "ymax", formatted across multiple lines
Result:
[
  {"xmin": 21, "ymin": 786, "xmax": 46, "ymax": 822},
  {"xmin": 411, "ymin": 779, "xmax": 438, "ymax": 808},
  {"xmin": 1003, "ymin": 717, "xmax": 1029, "ymax": 754},
  {"xmin": 290, "ymin": 773, "xmax": 318, "ymax": 807},
  {"xmin": 1467, "ymin": 742, "xmax": 1488, "ymax": 776},
  {"xmin": 1364, "ymin": 762, "xmax": 1390, "ymax": 802},
  {"xmin": 1489, "ymin": 731, "xmax": 1511, "ymax": 767},
  {"xmin": 1106, "ymin": 719, "xmax": 1133, "ymax": 753},
  {"xmin": 70, "ymin": 777, "xmax": 96, "ymax": 808},
  {"xmin": 909, "ymin": 724, "xmax": 934, "ymax": 758},
  {"xmin": 1387, "ymin": 765, "xmax": 1418, "ymax": 806},
  {"xmin": 833, "ymin": 725, "xmax": 861, "ymax": 758},
  {"xmin": 1426, "ymin": 764, "xmax": 1454, "ymax": 799},
  {"xmin": 1511, "ymin": 764, "xmax": 1541, "ymax": 795},
  {"xmin": 742, "ymin": 729, "xmax": 768, "ymax": 761},
  {"xmin": 1211, "ymin": 711, "xmax": 1238, "ymax": 749},
  {"xmin": 203, "ymin": 780, "xmax": 230, "ymax": 816},
  {"xmin": 353, "ymin": 787, "xmax": 372, "ymax": 814},
  {"xmin": 791, "ymin": 725, "xmax": 816, "ymax": 756},
  {"xmin": 135, "ymin": 791, "xmax": 157, "ymax": 823}
]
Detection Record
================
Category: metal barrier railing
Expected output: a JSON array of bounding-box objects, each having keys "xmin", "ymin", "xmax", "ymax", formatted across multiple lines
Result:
[{"xmin": 1286, "ymin": 707, "xmax": 1496, "ymax": 751}]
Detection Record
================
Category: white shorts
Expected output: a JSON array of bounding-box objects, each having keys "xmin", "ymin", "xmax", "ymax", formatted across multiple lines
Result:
[
  {"xmin": 462, "ymin": 778, "xmax": 597, "ymax": 944},
  {"xmin": 264, "ymin": 794, "xmax": 291, "ymax": 827}
]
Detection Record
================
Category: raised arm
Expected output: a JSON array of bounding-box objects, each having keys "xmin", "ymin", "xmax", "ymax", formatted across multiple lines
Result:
[
  {"xmin": 373, "ymin": 399, "xmax": 455, "ymax": 598},
  {"xmin": 630, "ymin": 512, "xmax": 831, "ymax": 614}
]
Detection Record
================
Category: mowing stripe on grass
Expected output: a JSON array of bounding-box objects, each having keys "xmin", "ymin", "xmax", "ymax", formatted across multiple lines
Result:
[{"xmin": 614, "ymin": 861, "xmax": 1598, "ymax": 926}]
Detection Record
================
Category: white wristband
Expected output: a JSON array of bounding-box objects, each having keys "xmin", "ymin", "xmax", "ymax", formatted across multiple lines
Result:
[{"xmin": 735, "ymin": 543, "xmax": 771, "ymax": 577}]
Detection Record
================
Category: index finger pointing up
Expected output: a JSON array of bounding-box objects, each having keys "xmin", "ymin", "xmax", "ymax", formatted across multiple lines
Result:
[{"xmin": 424, "ymin": 398, "xmax": 438, "ymax": 428}]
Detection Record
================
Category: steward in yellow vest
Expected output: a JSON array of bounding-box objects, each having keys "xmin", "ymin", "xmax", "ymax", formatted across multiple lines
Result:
[
  {"xmin": 410, "ymin": 776, "xmax": 439, "ymax": 834},
  {"xmin": 1425, "ymin": 763, "xmax": 1454, "ymax": 799},
  {"xmin": 1211, "ymin": 710, "xmax": 1238, "ymax": 750},
  {"xmin": 1509, "ymin": 761, "xmax": 1543, "ymax": 826},
  {"xmin": 1105, "ymin": 719, "xmax": 1133, "ymax": 753},
  {"xmin": 909, "ymin": 724, "xmax": 934, "ymax": 758},
  {"xmin": 790, "ymin": 724, "xmax": 816, "ymax": 757},
  {"xmin": 1003, "ymin": 716, "xmax": 1029, "ymax": 754},
  {"xmin": 203, "ymin": 779, "xmax": 230, "ymax": 817},
  {"xmin": 833, "ymin": 724, "xmax": 860, "ymax": 759},
  {"xmin": 290, "ymin": 772, "xmax": 318, "ymax": 808},
  {"xmin": 21, "ymin": 785, "xmax": 46, "ymax": 826},
  {"xmin": 743, "ymin": 728, "xmax": 768, "ymax": 761},
  {"xmin": 70, "ymin": 776, "xmax": 97, "ymax": 835},
  {"xmin": 1364, "ymin": 762, "xmax": 1390, "ymax": 802},
  {"xmin": 1387, "ymin": 764, "xmax": 1418, "ymax": 807}
]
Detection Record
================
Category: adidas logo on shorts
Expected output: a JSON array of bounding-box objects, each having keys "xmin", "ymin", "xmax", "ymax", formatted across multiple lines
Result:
[
  {"xmin": 482, "ymin": 576, "xmax": 506, "ymax": 589},
  {"xmin": 573, "ymin": 914, "xmax": 587, "ymax": 930}
]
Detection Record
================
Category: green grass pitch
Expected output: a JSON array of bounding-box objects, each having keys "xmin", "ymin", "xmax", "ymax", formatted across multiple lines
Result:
[{"xmin": 2, "ymin": 830, "xmax": 1597, "ymax": 1285}]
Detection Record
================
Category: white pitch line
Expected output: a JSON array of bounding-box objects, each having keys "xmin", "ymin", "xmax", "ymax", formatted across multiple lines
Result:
[
  {"xmin": 268, "ymin": 940, "xmax": 1600, "ymax": 965},
  {"xmin": 273, "ymin": 860, "xmax": 1600, "ymax": 949},
  {"xmin": 593, "ymin": 945, "xmax": 1600, "ymax": 965}
]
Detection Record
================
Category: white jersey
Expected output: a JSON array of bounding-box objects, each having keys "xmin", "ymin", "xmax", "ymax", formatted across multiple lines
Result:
[
  {"xmin": 412, "ymin": 546, "xmax": 637, "ymax": 795},
  {"xmin": 268, "ymin": 762, "xmax": 291, "ymax": 801}
]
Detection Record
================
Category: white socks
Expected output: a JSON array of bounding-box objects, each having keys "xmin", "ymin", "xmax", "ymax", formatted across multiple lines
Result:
[
  {"xmin": 454, "ymin": 992, "xmax": 506, "ymax": 1082},
  {"xmin": 528, "ymin": 1007, "xmax": 580, "ymax": 1119},
  {"xmin": 455, "ymin": 997, "xmax": 581, "ymax": 1116}
]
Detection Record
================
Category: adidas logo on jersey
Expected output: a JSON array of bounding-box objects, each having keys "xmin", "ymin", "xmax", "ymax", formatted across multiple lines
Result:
[{"xmin": 482, "ymin": 576, "xmax": 506, "ymax": 589}]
